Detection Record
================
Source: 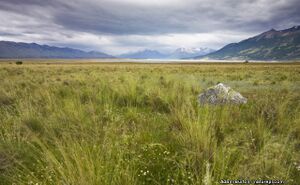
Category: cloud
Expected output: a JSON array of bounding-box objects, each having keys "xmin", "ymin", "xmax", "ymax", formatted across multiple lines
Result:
[{"xmin": 0, "ymin": 0, "xmax": 299, "ymax": 54}]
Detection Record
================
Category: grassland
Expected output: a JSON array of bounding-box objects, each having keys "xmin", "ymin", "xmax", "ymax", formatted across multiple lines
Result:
[{"xmin": 0, "ymin": 61, "xmax": 299, "ymax": 185}]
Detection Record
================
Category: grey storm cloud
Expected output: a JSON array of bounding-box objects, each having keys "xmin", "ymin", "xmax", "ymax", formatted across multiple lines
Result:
[
  {"xmin": 0, "ymin": 0, "xmax": 299, "ymax": 54},
  {"xmin": 1, "ymin": 0, "xmax": 300, "ymax": 34}
]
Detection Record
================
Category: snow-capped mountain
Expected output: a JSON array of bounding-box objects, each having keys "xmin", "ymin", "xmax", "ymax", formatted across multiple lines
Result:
[
  {"xmin": 168, "ymin": 47, "xmax": 216, "ymax": 59},
  {"xmin": 119, "ymin": 47, "xmax": 215, "ymax": 59}
]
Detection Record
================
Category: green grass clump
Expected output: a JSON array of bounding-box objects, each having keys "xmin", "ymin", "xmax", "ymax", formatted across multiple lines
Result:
[{"xmin": 0, "ymin": 62, "xmax": 299, "ymax": 184}]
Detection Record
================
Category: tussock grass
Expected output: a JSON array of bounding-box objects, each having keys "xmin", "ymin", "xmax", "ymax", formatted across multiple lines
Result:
[{"xmin": 0, "ymin": 62, "xmax": 299, "ymax": 184}]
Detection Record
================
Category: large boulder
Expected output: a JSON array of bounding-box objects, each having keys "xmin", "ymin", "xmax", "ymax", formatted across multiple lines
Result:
[{"xmin": 198, "ymin": 83, "xmax": 247, "ymax": 105}]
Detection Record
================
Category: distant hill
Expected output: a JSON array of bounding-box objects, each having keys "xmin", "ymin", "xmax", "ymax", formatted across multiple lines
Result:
[
  {"xmin": 196, "ymin": 26, "xmax": 300, "ymax": 60},
  {"xmin": 118, "ymin": 49, "xmax": 167, "ymax": 59},
  {"xmin": 119, "ymin": 47, "xmax": 215, "ymax": 59},
  {"xmin": 0, "ymin": 41, "xmax": 114, "ymax": 59}
]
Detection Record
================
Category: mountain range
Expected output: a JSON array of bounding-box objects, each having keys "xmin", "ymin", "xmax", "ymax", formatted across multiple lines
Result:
[
  {"xmin": 0, "ymin": 41, "xmax": 113, "ymax": 59},
  {"xmin": 0, "ymin": 41, "xmax": 213, "ymax": 59},
  {"xmin": 196, "ymin": 26, "xmax": 300, "ymax": 60},
  {"xmin": 119, "ymin": 47, "xmax": 215, "ymax": 59},
  {"xmin": 1, "ymin": 26, "xmax": 299, "ymax": 60}
]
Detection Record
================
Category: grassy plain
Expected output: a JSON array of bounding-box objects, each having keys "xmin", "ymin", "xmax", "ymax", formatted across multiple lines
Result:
[{"xmin": 0, "ymin": 61, "xmax": 299, "ymax": 184}]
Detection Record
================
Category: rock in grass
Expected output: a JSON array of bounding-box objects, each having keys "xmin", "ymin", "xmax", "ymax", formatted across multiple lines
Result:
[{"xmin": 198, "ymin": 83, "xmax": 247, "ymax": 105}]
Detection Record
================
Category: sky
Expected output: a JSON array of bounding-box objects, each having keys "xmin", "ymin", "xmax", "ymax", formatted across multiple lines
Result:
[{"xmin": 0, "ymin": 0, "xmax": 299, "ymax": 55}]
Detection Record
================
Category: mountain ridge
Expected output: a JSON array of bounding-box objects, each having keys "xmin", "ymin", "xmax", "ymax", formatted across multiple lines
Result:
[
  {"xmin": 0, "ymin": 41, "xmax": 114, "ymax": 59},
  {"xmin": 195, "ymin": 26, "xmax": 300, "ymax": 60}
]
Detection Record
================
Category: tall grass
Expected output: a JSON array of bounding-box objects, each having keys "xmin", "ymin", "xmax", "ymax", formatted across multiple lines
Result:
[{"xmin": 0, "ymin": 62, "xmax": 299, "ymax": 184}]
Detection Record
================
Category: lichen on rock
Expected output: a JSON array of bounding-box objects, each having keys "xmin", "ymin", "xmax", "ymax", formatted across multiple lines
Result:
[{"xmin": 198, "ymin": 83, "xmax": 247, "ymax": 105}]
